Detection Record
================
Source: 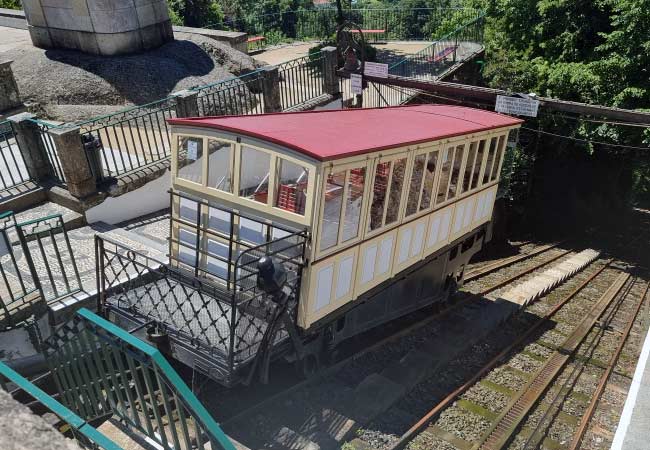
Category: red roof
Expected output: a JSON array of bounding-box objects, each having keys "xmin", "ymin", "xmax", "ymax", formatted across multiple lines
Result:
[{"xmin": 168, "ymin": 105, "xmax": 523, "ymax": 162}]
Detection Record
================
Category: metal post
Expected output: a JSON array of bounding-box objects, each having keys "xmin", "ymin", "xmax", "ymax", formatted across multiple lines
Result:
[{"xmin": 7, "ymin": 112, "xmax": 51, "ymax": 181}]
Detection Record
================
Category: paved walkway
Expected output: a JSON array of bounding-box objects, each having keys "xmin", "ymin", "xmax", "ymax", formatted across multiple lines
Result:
[{"xmin": 0, "ymin": 26, "xmax": 29, "ymax": 55}]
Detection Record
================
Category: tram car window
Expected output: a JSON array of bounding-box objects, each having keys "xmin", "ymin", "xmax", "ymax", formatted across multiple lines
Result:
[{"xmin": 105, "ymin": 106, "xmax": 522, "ymax": 387}]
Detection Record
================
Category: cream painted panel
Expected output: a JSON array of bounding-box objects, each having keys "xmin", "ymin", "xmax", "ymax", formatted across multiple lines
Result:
[
  {"xmin": 451, "ymin": 200, "xmax": 466, "ymax": 236},
  {"xmin": 463, "ymin": 196, "xmax": 476, "ymax": 229},
  {"xmin": 474, "ymin": 191, "xmax": 487, "ymax": 222},
  {"xmin": 397, "ymin": 227, "xmax": 413, "ymax": 266},
  {"xmin": 424, "ymin": 203, "xmax": 455, "ymax": 257},
  {"xmin": 354, "ymin": 228, "xmax": 398, "ymax": 297},
  {"xmin": 336, "ymin": 255, "xmax": 355, "ymax": 300},
  {"xmin": 314, "ymin": 264, "xmax": 334, "ymax": 312},
  {"xmin": 393, "ymin": 215, "xmax": 429, "ymax": 275},
  {"xmin": 410, "ymin": 220, "xmax": 426, "ymax": 258},
  {"xmin": 302, "ymin": 246, "xmax": 359, "ymax": 327}
]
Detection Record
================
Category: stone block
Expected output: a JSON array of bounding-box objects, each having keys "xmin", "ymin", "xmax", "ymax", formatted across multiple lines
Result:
[
  {"xmin": 90, "ymin": 7, "xmax": 140, "ymax": 33},
  {"xmin": 42, "ymin": 4, "xmax": 94, "ymax": 32},
  {"xmin": 136, "ymin": 2, "xmax": 157, "ymax": 28},
  {"xmin": 95, "ymin": 30, "xmax": 141, "ymax": 55},
  {"xmin": 173, "ymin": 25, "xmax": 247, "ymax": 51},
  {"xmin": 139, "ymin": 21, "xmax": 173, "ymax": 51},
  {"xmin": 21, "ymin": 0, "xmax": 47, "ymax": 27},
  {"xmin": 86, "ymin": 0, "xmax": 133, "ymax": 11},
  {"xmin": 27, "ymin": 25, "xmax": 53, "ymax": 48}
]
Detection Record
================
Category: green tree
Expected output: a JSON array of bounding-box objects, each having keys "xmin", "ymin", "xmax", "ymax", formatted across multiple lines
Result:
[{"xmin": 0, "ymin": 0, "xmax": 21, "ymax": 9}]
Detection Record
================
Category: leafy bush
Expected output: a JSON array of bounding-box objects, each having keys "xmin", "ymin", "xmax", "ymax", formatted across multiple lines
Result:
[{"xmin": 0, "ymin": 0, "xmax": 20, "ymax": 9}]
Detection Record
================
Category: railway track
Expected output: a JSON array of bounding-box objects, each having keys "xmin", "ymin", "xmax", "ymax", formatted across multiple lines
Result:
[
  {"xmin": 202, "ymin": 243, "xmax": 612, "ymax": 450},
  {"xmin": 388, "ymin": 266, "xmax": 650, "ymax": 450},
  {"xmin": 210, "ymin": 242, "xmax": 578, "ymax": 422}
]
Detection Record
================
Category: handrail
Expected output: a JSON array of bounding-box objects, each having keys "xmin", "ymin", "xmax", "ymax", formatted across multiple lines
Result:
[
  {"xmin": 389, "ymin": 12, "xmax": 486, "ymax": 71},
  {"xmin": 0, "ymin": 361, "xmax": 122, "ymax": 450},
  {"xmin": 75, "ymin": 308, "xmax": 237, "ymax": 450}
]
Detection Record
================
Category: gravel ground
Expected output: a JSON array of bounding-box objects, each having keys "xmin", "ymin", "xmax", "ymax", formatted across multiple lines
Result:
[
  {"xmin": 485, "ymin": 367, "xmax": 528, "ymax": 392},
  {"xmin": 436, "ymin": 407, "xmax": 491, "ymax": 443},
  {"xmin": 408, "ymin": 431, "xmax": 459, "ymax": 450},
  {"xmin": 461, "ymin": 383, "xmax": 509, "ymax": 412}
]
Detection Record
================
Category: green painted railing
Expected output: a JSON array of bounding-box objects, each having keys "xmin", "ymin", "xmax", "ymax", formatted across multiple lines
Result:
[
  {"xmin": 44, "ymin": 308, "xmax": 236, "ymax": 450},
  {"xmin": 0, "ymin": 361, "xmax": 122, "ymax": 450}
]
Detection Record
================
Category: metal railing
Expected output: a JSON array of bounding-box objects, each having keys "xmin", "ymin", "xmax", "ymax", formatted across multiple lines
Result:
[
  {"xmin": 0, "ymin": 211, "xmax": 42, "ymax": 330},
  {"xmin": 193, "ymin": 70, "xmax": 266, "ymax": 117},
  {"xmin": 389, "ymin": 14, "xmax": 485, "ymax": 79},
  {"xmin": 31, "ymin": 120, "xmax": 67, "ymax": 185},
  {"xmin": 42, "ymin": 307, "xmax": 235, "ymax": 450},
  {"xmin": 0, "ymin": 121, "xmax": 32, "ymax": 191},
  {"xmin": 96, "ymin": 190, "xmax": 308, "ymax": 385},
  {"xmin": 0, "ymin": 361, "xmax": 121, "ymax": 450},
  {"xmin": 77, "ymin": 97, "xmax": 178, "ymax": 179},
  {"xmin": 277, "ymin": 52, "xmax": 326, "ymax": 110},
  {"xmin": 211, "ymin": 7, "xmax": 482, "ymax": 43}
]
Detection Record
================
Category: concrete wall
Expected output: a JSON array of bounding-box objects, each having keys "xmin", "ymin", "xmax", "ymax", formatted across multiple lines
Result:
[
  {"xmin": 22, "ymin": 0, "xmax": 174, "ymax": 56},
  {"xmin": 0, "ymin": 8, "xmax": 27, "ymax": 29},
  {"xmin": 173, "ymin": 25, "xmax": 247, "ymax": 53}
]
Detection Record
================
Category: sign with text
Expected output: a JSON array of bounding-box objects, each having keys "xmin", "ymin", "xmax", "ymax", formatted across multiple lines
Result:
[
  {"xmin": 495, "ymin": 95, "xmax": 539, "ymax": 117},
  {"xmin": 351, "ymin": 74, "xmax": 363, "ymax": 94},
  {"xmin": 363, "ymin": 62, "xmax": 389, "ymax": 78}
]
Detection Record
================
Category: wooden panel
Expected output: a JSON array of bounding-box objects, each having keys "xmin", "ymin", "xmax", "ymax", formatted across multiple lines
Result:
[
  {"xmin": 393, "ymin": 214, "xmax": 429, "ymax": 274},
  {"xmin": 301, "ymin": 246, "xmax": 359, "ymax": 327},
  {"xmin": 450, "ymin": 192, "xmax": 478, "ymax": 241},
  {"xmin": 424, "ymin": 203, "xmax": 455, "ymax": 257},
  {"xmin": 354, "ymin": 228, "xmax": 398, "ymax": 297}
]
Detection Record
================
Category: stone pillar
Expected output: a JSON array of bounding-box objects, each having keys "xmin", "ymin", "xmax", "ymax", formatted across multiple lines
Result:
[
  {"xmin": 7, "ymin": 113, "xmax": 51, "ymax": 181},
  {"xmin": 321, "ymin": 47, "xmax": 340, "ymax": 96},
  {"xmin": 173, "ymin": 90, "xmax": 199, "ymax": 118},
  {"xmin": 47, "ymin": 126, "xmax": 97, "ymax": 198},
  {"xmin": 0, "ymin": 60, "xmax": 21, "ymax": 112},
  {"xmin": 261, "ymin": 66, "xmax": 282, "ymax": 113}
]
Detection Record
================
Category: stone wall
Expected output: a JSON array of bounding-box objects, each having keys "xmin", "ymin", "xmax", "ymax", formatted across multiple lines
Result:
[
  {"xmin": 173, "ymin": 26, "xmax": 248, "ymax": 53},
  {"xmin": 0, "ymin": 60, "xmax": 21, "ymax": 112},
  {"xmin": 22, "ymin": 0, "xmax": 174, "ymax": 56}
]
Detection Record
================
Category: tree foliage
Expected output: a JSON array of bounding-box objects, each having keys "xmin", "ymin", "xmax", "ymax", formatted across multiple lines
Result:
[{"xmin": 0, "ymin": 0, "xmax": 20, "ymax": 9}]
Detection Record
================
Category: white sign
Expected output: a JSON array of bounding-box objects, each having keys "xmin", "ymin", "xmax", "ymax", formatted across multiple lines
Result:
[
  {"xmin": 187, "ymin": 140, "xmax": 198, "ymax": 160},
  {"xmin": 495, "ymin": 95, "xmax": 539, "ymax": 117},
  {"xmin": 351, "ymin": 74, "xmax": 363, "ymax": 94},
  {"xmin": 363, "ymin": 62, "xmax": 389, "ymax": 78}
]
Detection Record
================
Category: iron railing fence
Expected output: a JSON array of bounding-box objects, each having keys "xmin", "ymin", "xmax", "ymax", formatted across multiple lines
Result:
[
  {"xmin": 340, "ymin": 77, "xmax": 418, "ymax": 108},
  {"xmin": 388, "ymin": 14, "xmax": 485, "ymax": 79},
  {"xmin": 277, "ymin": 52, "xmax": 326, "ymax": 110},
  {"xmin": 0, "ymin": 211, "xmax": 42, "ymax": 330},
  {"xmin": 211, "ymin": 7, "xmax": 482, "ymax": 43},
  {"xmin": 96, "ymin": 193, "xmax": 307, "ymax": 385},
  {"xmin": 0, "ymin": 361, "xmax": 121, "ymax": 450},
  {"xmin": 192, "ymin": 70, "xmax": 266, "ymax": 117},
  {"xmin": 30, "ymin": 120, "xmax": 67, "ymax": 185},
  {"xmin": 76, "ymin": 97, "xmax": 178, "ymax": 179},
  {"xmin": 42, "ymin": 308, "xmax": 236, "ymax": 450},
  {"xmin": 14, "ymin": 213, "xmax": 82, "ymax": 303},
  {"xmin": 0, "ymin": 121, "xmax": 32, "ymax": 191}
]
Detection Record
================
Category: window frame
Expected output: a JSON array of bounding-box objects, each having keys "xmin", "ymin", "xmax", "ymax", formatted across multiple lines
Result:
[
  {"xmin": 315, "ymin": 159, "xmax": 372, "ymax": 260},
  {"xmin": 205, "ymin": 137, "xmax": 237, "ymax": 196},
  {"xmin": 403, "ymin": 144, "xmax": 442, "ymax": 220},
  {"xmin": 365, "ymin": 150, "xmax": 413, "ymax": 239},
  {"xmin": 171, "ymin": 130, "xmax": 316, "ymax": 226},
  {"xmin": 173, "ymin": 133, "xmax": 209, "ymax": 188}
]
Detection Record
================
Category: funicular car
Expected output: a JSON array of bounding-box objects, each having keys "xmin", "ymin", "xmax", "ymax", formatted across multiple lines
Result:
[{"xmin": 100, "ymin": 105, "xmax": 522, "ymax": 386}]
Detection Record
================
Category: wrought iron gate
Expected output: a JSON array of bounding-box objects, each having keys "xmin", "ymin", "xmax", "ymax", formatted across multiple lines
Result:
[{"xmin": 43, "ymin": 307, "xmax": 236, "ymax": 450}]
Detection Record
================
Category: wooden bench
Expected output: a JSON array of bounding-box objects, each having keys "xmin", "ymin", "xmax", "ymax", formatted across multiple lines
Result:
[
  {"xmin": 349, "ymin": 29, "xmax": 386, "ymax": 42},
  {"xmin": 247, "ymin": 35, "xmax": 265, "ymax": 52},
  {"xmin": 427, "ymin": 45, "xmax": 457, "ymax": 64}
]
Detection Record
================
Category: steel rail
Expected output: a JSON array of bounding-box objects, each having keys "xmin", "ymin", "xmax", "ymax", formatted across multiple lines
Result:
[
  {"xmin": 476, "ymin": 272, "xmax": 631, "ymax": 450},
  {"xmin": 223, "ymin": 245, "xmax": 576, "ymax": 428},
  {"xmin": 465, "ymin": 241, "xmax": 562, "ymax": 282},
  {"xmin": 386, "ymin": 260, "xmax": 613, "ymax": 450},
  {"xmin": 567, "ymin": 280, "xmax": 650, "ymax": 450}
]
